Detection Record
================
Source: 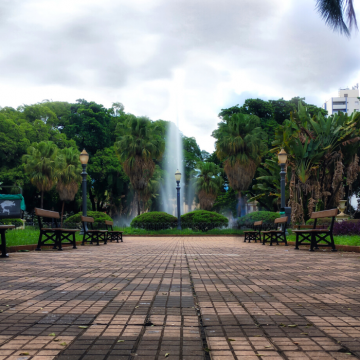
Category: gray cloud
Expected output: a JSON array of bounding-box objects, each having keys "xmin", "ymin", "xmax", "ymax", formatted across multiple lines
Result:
[{"xmin": 0, "ymin": 0, "xmax": 360, "ymax": 151}]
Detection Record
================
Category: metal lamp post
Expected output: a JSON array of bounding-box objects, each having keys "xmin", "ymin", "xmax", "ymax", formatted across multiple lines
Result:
[
  {"xmin": 79, "ymin": 149, "xmax": 89, "ymax": 234},
  {"xmin": 175, "ymin": 169, "xmax": 182, "ymax": 230},
  {"xmin": 278, "ymin": 148, "xmax": 288, "ymax": 214}
]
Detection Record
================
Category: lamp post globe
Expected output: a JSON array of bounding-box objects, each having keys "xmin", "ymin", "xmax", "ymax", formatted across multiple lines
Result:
[
  {"xmin": 175, "ymin": 169, "xmax": 182, "ymax": 230},
  {"xmin": 80, "ymin": 149, "xmax": 89, "ymax": 234}
]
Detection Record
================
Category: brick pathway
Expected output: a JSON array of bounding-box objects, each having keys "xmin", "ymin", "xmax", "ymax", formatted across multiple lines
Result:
[{"xmin": 1, "ymin": 237, "xmax": 360, "ymax": 360}]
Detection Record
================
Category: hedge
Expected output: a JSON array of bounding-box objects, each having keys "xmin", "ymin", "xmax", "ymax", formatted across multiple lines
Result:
[
  {"xmin": 64, "ymin": 211, "xmax": 112, "ymax": 226},
  {"xmin": 131, "ymin": 212, "xmax": 177, "ymax": 229},
  {"xmin": 237, "ymin": 211, "xmax": 280, "ymax": 227},
  {"xmin": 0, "ymin": 218, "xmax": 23, "ymax": 228},
  {"xmin": 181, "ymin": 210, "xmax": 228, "ymax": 230}
]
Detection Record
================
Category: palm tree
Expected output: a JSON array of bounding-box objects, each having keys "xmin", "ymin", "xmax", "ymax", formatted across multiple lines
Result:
[
  {"xmin": 192, "ymin": 162, "xmax": 223, "ymax": 210},
  {"xmin": 23, "ymin": 141, "xmax": 58, "ymax": 208},
  {"xmin": 115, "ymin": 116, "xmax": 165, "ymax": 215},
  {"xmin": 56, "ymin": 148, "xmax": 82, "ymax": 226},
  {"xmin": 212, "ymin": 113, "xmax": 267, "ymax": 215},
  {"xmin": 316, "ymin": 0, "xmax": 358, "ymax": 36}
]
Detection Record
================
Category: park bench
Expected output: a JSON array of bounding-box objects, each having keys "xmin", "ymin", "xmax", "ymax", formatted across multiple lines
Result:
[
  {"xmin": 0, "ymin": 225, "xmax": 15, "ymax": 257},
  {"xmin": 35, "ymin": 208, "xmax": 79, "ymax": 251},
  {"xmin": 293, "ymin": 209, "xmax": 338, "ymax": 252},
  {"xmin": 261, "ymin": 216, "xmax": 288, "ymax": 246},
  {"xmin": 243, "ymin": 221, "xmax": 263, "ymax": 243},
  {"xmin": 105, "ymin": 220, "xmax": 123, "ymax": 243},
  {"xmin": 81, "ymin": 216, "xmax": 108, "ymax": 246}
]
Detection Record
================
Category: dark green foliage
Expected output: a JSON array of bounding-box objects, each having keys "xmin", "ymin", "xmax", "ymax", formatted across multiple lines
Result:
[
  {"xmin": 64, "ymin": 211, "xmax": 112, "ymax": 225},
  {"xmin": 181, "ymin": 210, "xmax": 229, "ymax": 228},
  {"xmin": 237, "ymin": 211, "xmax": 280, "ymax": 226},
  {"xmin": 130, "ymin": 211, "xmax": 177, "ymax": 228},
  {"xmin": 0, "ymin": 218, "xmax": 23, "ymax": 227},
  {"xmin": 212, "ymin": 189, "xmax": 238, "ymax": 217},
  {"xmin": 306, "ymin": 218, "xmax": 333, "ymax": 226}
]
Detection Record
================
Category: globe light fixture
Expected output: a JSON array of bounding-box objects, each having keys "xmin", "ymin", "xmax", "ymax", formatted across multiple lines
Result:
[
  {"xmin": 175, "ymin": 169, "xmax": 181, "ymax": 182},
  {"xmin": 79, "ymin": 149, "xmax": 89, "ymax": 165},
  {"xmin": 278, "ymin": 148, "xmax": 287, "ymax": 164}
]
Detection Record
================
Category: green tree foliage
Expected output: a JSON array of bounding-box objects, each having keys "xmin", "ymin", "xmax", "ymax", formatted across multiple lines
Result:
[
  {"xmin": 55, "ymin": 147, "xmax": 82, "ymax": 224},
  {"xmin": 192, "ymin": 162, "xmax": 223, "ymax": 210},
  {"xmin": 272, "ymin": 103, "xmax": 360, "ymax": 223},
  {"xmin": 63, "ymin": 99, "xmax": 111, "ymax": 155},
  {"xmin": 212, "ymin": 113, "xmax": 267, "ymax": 203},
  {"xmin": 316, "ymin": 0, "xmax": 357, "ymax": 36},
  {"xmin": 115, "ymin": 116, "xmax": 165, "ymax": 215},
  {"xmin": 87, "ymin": 146, "xmax": 130, "ymax": 215},
  {"xmin": 22, "ymin": 141, "xmax": 58, "ymax": 208}
]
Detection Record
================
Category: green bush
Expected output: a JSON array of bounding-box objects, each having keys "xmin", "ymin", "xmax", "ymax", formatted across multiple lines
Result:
[
  {"xmin": 237, "ymin": 211, "xmax": 280, "ymax": 227},
  {"xmin": 181, "ymin": 210, "xmax": 229, "ymax": 230},
  {"xmin": 131, "ymin": 212, "xmax": 177, "ymax": 229},
  {"xmin": 0, "ymin": 218, "xmax": 23, "ymax": 228},
  {"xmin": 64, "ymin": 211, "xmax": 112, "ymax": 226},
  {"xmin": 306, "ymin": 217, "xmax": 332, "ymax": 226}
]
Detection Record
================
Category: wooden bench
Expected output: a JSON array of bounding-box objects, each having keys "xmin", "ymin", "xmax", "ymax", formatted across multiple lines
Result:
[
  {"xmin": 261, "ymin": 216, "xmax": 288, "ymax": 246},
  {"xmin": 35, "ymin": 208, "xmax": 79, "ymax": 251},
  {"xmin": 244, "ymin": 221, "xmax": 263, "ymax": 243},
  {"xmin": 81, "ymin": 216, "xmax": 108, "ymax": 246},
  {"xmin": 0, "ymin": 225, "xmax": 15, "ymax": 258},
  {"xmin": 105, "ymin": 220, "xmax": 123, "ymax": 243},
  {"xmin": 293, "ymin": 209, "xmax": 338, "ymax": 252}
]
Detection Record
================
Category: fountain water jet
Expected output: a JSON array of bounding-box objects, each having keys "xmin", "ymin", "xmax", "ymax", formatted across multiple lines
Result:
[{"xmin": 160, "ymin": 121, "xmax": 185, "ymax": 215}]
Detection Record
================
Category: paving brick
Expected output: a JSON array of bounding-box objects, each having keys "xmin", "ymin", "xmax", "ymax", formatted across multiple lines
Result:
[{"xmin": 1, "ymin": 237, "xmax": 360, "ymax": 359}]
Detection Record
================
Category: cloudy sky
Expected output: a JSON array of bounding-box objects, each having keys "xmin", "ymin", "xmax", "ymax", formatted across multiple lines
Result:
[{"xmin": 1, "ymin": 0, "xmax": 360, "ymax": 152}]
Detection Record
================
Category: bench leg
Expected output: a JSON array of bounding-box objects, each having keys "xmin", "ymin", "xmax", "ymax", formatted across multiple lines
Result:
[
  {"xmin": 57, "ymin": 233, "xmax": 63, "ymax": 251},
  {"xmin": 330, "ymin": 233, "xmax": 337, "ymax": 252},
  {"xmin": 262, "ymin": 234, "xmax": 265, "ymax": 245},
  {"xmin": 120, "ymin": 233, "xmax": 123, "ymax": 242},
  {"xmin": 310, "ymin": 233, "xmax": 315, "ymax": 252},
  {"xmin": 36, "ymin": 231, "xmax": 43, "ymax": 251},
  {"xmin": 0, "ymin": 230, "xmax": 8, "ymax": 258},
  {"xmin": 96, "ymin": 233, "xmax": 100, "ymax": 246},
  {"xmin": 294, "ymin": 234, "xmax": 299, "ymax": 250},
  {"xmin": 284, "ymin": 232, "xmax": 288, "ymax": 246},
  {"xmin": 73, "ymin": 233, "xmax": 77, "ymax": 249}
]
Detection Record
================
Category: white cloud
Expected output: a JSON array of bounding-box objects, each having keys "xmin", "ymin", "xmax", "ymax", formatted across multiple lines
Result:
[{"xmin": 0, "ymin": 0, "xmax": 360, "ymax": 152}]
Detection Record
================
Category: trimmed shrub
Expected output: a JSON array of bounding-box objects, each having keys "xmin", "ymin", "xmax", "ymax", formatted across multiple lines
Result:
[
  {"xmin": 306, "ymin": 217, "xmax": 332, "ymax": 226},
  {"xmin": 333, "ymin": 220, "xmax": 360, "ymax": 235},
  {"xmin": 64, "ymin": 211, "xmax": 112, "ymax": 226},
  {"xmin": 181, "ymin": 210, "xmax": 228, "ymax": 231},
  {"xmin": 131, "ymin": 212, "xmax": 177, "ymax": 229},
  {"xmin": 0, "ymin": 218, "xmax": 23, "ymax": 228},
  {"xmin": 237, "ymin": 211, "xmax": 280, "ymax": 227}
]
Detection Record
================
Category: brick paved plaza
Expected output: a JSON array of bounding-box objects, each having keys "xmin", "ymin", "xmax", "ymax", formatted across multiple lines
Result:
[{"xmin": 1, "ymin": 237, "xmax": 360, "ymax": 360}]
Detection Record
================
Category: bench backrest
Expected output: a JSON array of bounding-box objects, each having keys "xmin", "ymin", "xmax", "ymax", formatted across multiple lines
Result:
[
  {"xmin": 35, "ymin": 208, "xmax": 60, "ymax": 219},
  {"xmin": 310, "ymin": 208, "xmax": 338, "ymax": 231},
  {"xmin": 310, "ymin": 209, "xmax": 338, "ymax": 219},
  {"xmin": 275, "ymin": 216, "xmax": 288, "ymax": 224},
  {"xmin": 35, "ymin": 208, "xmax": 60, "ymax": 229},
  {"xmin": 104, "ymin": 220, "xmax": 113, "ymax": 226},
  {"xmin": 81, "ymin": 216, "xmax": 94, "ymax": 223},
  {"xmin": 253, "ymin": 220, "xmax": 263, "ymax": 226}
]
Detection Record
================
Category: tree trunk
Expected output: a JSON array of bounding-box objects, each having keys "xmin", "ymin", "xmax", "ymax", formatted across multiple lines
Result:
[
  {"xmin": 41, "ymin": 190, "xmax": 44, "ymax": 208},
  {"xmin": 137, "ymin": 191, "xmax": 141, "ymax": 216},
  {"xmin": 89, "ymin": 188, "xmax": 96, "ymax": 211},
  {"xmin": 61, "ymin": 201, "xmax": 65, "ymax": 227}
]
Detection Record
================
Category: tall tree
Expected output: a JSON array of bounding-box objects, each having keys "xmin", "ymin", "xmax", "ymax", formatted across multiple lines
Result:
[
  {"xmin": 56, "ymin": 147, "xmax": 82, "ymax": 225},
  {"xmin": 22, "ymin": 141, "xmax": 58, "ymax": 208},
  {"xmin": 212, "ymin": 113, "xmax": 267, "ymax": 215},
  {"xmin": 192, "ymin": 162, "xmax": 223, "ymax": 210},
  {"xmin": 115, "ymin": 116, "xmax": 165, "ymax": 215},
  {"xmin": 316, "ymin": 0, "xmax": 358, "ymax": 36}
]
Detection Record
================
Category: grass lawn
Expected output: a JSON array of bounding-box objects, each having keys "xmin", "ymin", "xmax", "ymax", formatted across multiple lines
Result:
[
  {"xmin": 5, "ymin": 227, "xmax": 360, "ymax": 248},
  {"xmin": 286, "ymin": 234, "xmax": 360, "ymax": 247},
  {"xmin": 4, "ymin": 227, "xmax": 245, "ymax": 247}
]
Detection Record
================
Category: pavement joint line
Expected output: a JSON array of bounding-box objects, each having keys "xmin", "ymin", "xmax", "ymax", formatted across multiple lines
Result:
[{"xmin": 184, "ymin": 240, "xmax": 211, "ymax": 360}]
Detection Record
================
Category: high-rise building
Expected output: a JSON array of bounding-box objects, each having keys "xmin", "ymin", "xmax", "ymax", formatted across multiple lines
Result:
[{"xmin": 323, "ymin": 85, "xmax": 359, "ymax": 115}]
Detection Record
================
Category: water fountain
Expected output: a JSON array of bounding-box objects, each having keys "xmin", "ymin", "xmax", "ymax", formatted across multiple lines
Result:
[{"xmin": 160, "ymin": 121, "xmax": 186, "ymax": 216}]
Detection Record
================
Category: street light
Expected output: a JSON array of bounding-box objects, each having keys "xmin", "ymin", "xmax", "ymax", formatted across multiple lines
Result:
[
  {"xmin": 80, "ymin": 149, "xmax": 89, "ymax": 234},
  {"xmin": 278, "ymin": 148, "xmax": 287, "ymax": 213},
  {"xmin": 175, "ymin": 169, "xmax": 182, "ymax": 230}
]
